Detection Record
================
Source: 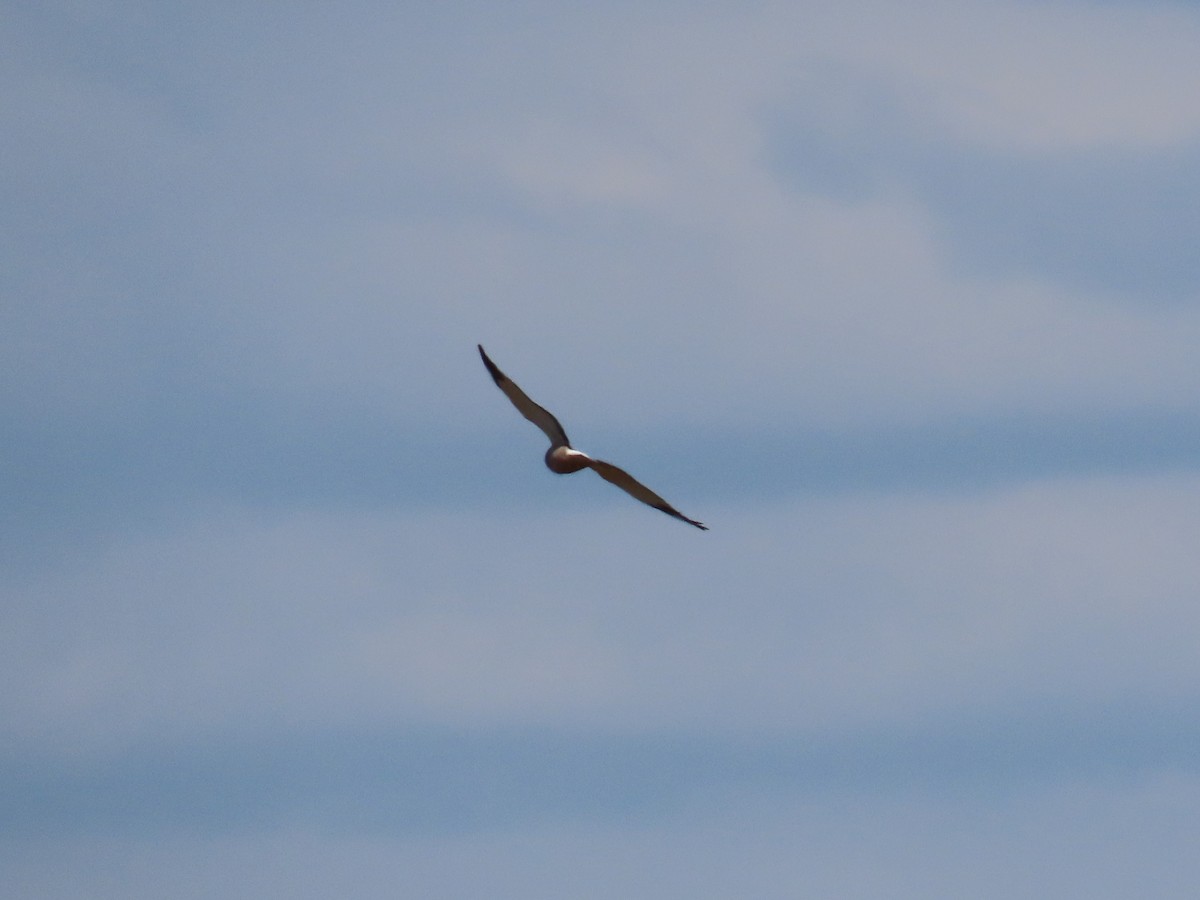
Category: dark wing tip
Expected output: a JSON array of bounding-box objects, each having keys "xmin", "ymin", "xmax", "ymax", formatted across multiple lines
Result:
[
  {"xmin": 655, "ymin": 503, "xmax": 708, "ymax": 531},
  {"xmin": 477, "ymin": 344, "xmax": 505, "ymax": 385}
]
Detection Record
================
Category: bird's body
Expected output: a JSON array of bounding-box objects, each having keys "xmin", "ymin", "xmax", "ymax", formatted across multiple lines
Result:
[
  {"xmin": 478, "ymin": 344, "xmax": 708, "ymax": 530},
  {"xmin": 545, "ymin": 445, "xmax": 592, "ymax": 474}
]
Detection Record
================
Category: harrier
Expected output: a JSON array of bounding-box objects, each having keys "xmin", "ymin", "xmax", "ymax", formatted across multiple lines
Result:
[{"xmin": 478, "ymin": 345, "xmax": 707, "ymax": 530}]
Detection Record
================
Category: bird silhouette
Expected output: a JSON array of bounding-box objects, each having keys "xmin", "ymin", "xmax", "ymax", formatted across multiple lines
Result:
[{"xmin": 478, "ymin": 344, "xmax": 707, "ymax": 530}]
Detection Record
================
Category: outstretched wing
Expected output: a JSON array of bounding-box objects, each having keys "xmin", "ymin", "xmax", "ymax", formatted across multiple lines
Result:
[
  {"xmin": 478, "ymin": 345, "xmax": 570, "ymax": 448},
  {"xmin": 589, "ymin": 458, "xmax": 708, "ymax": 530}
]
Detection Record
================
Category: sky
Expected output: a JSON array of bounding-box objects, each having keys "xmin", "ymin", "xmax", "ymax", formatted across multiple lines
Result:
[{"xmin": 4, "ymin": 0, "xmax": 1200, "ymax": 896}]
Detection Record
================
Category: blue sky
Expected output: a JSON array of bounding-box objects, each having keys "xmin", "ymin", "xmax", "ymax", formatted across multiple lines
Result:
[{"xmin": 4, "ymin": 1, "xmax": 1200, "ymax": 896}]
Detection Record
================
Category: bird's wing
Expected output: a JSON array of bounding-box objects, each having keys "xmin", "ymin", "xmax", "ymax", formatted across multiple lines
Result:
[
  {"xmin": 478, "ymin": 345, "xmax": 570, "ymax": 448},
  {"xmin": 589, "ymin": 458, "xmax": 708, "ymax": 530}
]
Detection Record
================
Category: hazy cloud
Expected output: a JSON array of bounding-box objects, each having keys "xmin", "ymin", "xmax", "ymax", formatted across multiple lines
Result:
[{"xmin": 4, "ymin": 2, "xmax": 1200, "ymax": 897}]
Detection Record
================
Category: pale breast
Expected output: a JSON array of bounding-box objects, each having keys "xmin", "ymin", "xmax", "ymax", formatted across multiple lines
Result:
[{"xmin": 544, "ymin": 446, "xmax": 592, "ymax": 474}]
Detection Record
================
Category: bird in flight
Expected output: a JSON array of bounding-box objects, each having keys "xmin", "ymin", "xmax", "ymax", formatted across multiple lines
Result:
[{"xmin": 478, "ymin": 345, "xmax": 708, "ymax": 530}]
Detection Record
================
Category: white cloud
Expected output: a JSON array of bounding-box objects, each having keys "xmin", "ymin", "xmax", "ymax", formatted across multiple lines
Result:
[
  {"xmin": 6, "ymin": 5, "xmax": 1200, "ymax": 893},
  {"xmin": 5, "ymin": 470, "xmax": 1198, "ymax": 759},
  {"xmin": 6, "ymin": 771, "xmax": 1200, "ymax": 898},
  {"xmin": 354, "ymin": 605, "xmax": 631, "ymax": 721},
  {"xmin": 7, "ymin": 1, "xmax": 1200, "ymax": 434},
  {"xmin": 776, "ymin": 0, "xmax": 1200, "ymax": 153}
]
